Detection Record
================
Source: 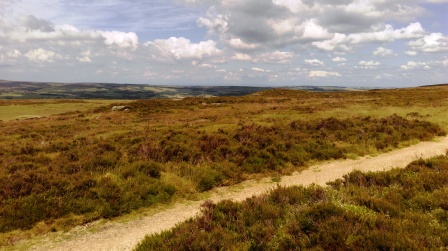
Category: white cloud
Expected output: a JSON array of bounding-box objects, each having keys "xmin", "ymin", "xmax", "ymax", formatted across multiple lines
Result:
[
  {"xmin": 312, "ymin": 33, "xmax": 349, "ymax": 51},
  {"xmin": 5, "ymin": 17, "xmax": 140, "ymax": 53},
  {"xmin": 232, "ymin": 53, "xmax": 252, "ymax": 61},
  {"xmin": 77, "ymin": 56, "xmax": 91, "ymax": 63},
  {"xmin": 359, "ymin": 61, "xmax": 381, "ymax": 66},
  {"xmin": 7, "ymin": 49, "xmax": 21, "ymax": 58},
  {"xmin": 1, "ymin": 1, "xmax": 447, "ymax": 87},
  {"xmin": 373, "ymin": 47, "xmax": 396, "ymax": 57},
  {"xmin": 145, "ymin": 37, "xmax": 221, "ymax": 62},
  {"xmin": 197, "ymin": 7, "xmax": 229, "ymax": 35},
  {"xmin": 313, "ymin": 23, "xmax": 425, "ymax": 52},
  {"xmin": 300, "ymin": 19, "xmax": 332, "ymax": 40},
  {"xmin": 99, "ymin": 31, "xmax": 139, "ymax": 50},
  {"xmin": 309, "ymin": 70, "xmax": 341, "ymax": 78},
  {"xmin": 400, "ymin": 61, "xmax": 431, "ymax": 70},
  {"xmin": 358, "ymin": 60, "xmax": 381, "ymax": 69},
  {"xmin": 272, "ymin": 0, "xmax": 313, "ymax": 14},
  {"xmin": 253, "ymin": 51, "xmax": 294, "ymax": 64},
  {"xmin": 267, "ymin": 18, "xmax": 331, "ymax": 41},
  {"xmin": 8, "ymin": 22, "xmax": 94, "ymax": 43},
  {"xmin": 198, "ymin": 63, "xmax": 216, "ymax": 69},
  {"xmin": 251, "ymin": 67, "xmax": 266, "ymax": 72},
  {"xmin": 408, "ymin": 33, "xmax": 448, "ymax": 53},
  {"xmin": 305, "ymin": 59, "xmax": 324, "ymax": 66},
  {"xmin": 332, "ymin": 57, "xmax": 347, "ymax": 62},
  {"xmin": 24, "ymin": 48, "xmax": 61, "ymax": 63},
  {"xmin": 227, "ymin": 38, "xmax": 260, "ymax": 51}
]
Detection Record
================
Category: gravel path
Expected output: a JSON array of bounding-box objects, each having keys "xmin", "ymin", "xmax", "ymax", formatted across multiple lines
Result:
[{"xmin": 19, "ymin": 137, "xmax": 448, "ymax": 251}]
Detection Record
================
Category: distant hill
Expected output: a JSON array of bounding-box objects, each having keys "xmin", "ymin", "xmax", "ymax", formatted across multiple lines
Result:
[
  {"xmin": 0, "ymin": 80, "xmax": 369, "ymax": 99},
  {"xmin": 419, "ymin": 83, "xmax": 448, "ymax": 88}
]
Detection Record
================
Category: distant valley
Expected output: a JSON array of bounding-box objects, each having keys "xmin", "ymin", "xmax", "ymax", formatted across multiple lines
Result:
[{"xmin": 0, "ymin": 80, "xmax": 370, "ymax": 99}]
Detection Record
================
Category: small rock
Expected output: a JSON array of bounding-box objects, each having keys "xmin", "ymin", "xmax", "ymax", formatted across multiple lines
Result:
[{"xmin": 112, "ymin": 106, "xmax": 127, "ymax": 111}]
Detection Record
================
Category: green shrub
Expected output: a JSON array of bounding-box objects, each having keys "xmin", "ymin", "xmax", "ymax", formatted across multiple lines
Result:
[{"xmin": 135, "ymin": 161, "xmax": 162, "ymax": 179}]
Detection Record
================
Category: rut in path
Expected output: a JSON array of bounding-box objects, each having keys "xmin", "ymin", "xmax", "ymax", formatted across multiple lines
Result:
[{"xmin": 20, "ymin": 136, "xmax": 448, "ymax": 251}]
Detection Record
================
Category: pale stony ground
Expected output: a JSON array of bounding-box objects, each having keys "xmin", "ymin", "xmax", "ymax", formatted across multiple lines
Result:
[{"xmin": 12, "ymin": 136, "xmax": 448, "ymax": 251}]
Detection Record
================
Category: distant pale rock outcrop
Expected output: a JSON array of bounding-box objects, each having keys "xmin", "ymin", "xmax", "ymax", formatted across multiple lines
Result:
[{"xmin": 111, "ymin": 106, "xmax": 127, "ymax": 111}]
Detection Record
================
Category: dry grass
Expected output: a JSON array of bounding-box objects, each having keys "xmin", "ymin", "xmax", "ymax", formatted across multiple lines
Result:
[
  {"xmin": 0, "ymin": 100, "xmax": 130, "ymax": 121},
  {"xmin": 1, "ymin": 86, "xmax": 448, "ymax": 247}
]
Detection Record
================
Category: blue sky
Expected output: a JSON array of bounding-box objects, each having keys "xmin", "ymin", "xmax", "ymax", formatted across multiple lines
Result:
[{"xmin": 0, "ymin": 0, "xmax": 447, "ymax": 87}]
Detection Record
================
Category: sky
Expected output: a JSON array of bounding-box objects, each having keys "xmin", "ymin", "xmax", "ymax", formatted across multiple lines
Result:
[{"xmin": 0, "ymin": 0, "xmax": 447, "ymax": 87}]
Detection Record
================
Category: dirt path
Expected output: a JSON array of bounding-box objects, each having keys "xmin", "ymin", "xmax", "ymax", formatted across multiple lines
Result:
[{"xmin": 18, "ymin": 137, "xmax": 448, "ymax": 251}]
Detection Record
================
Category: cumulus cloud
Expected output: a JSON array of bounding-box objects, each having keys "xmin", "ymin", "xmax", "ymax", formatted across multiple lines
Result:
[
  {"xmin": 272, "ymin": 0, "xmax": 315, "ymax": 14},
  {"xmin": 253, "ymin": 51, "xmax": 295, "ymax": 64},
  {"xmin": 145, "ymin": 37, "xmax": 221, "ymax": 62},
  {"xmin": 8, "ymin": 21, "xmax": 93, "ymax": 43},
  {"xmin": 358, "ymin": 60, "xmax": 381, "ymax": 69},
  {"xmin": 232, "ymin": 53, "xmax": 252, "ymax": 61},
  {"xmin": 373, "ymin": 47, "xmax": 396, "ymax": 57},
  {"xmin": 300, "ymin": 19, "xmax": 332, "ymax": 40},
  {"xmin": 312, "ymin": 33, "xmax": 349, "ymax": 51},
  {"xmin": 408, "ymin": 33, "xmax": 448, "ymax": 52},
  {"xmin": 196, "ymin": 1, "xmax": 335, "ymax": 48},
  {"xmin": 313, "ymin": 23, "xmax": 425, "ymax": 51},
  {"xmin": 77, "ymin": 56, "xmax": 92, "ymax": 63},
  {"xmin": 7, "ymin": 49, "xmax": 21, "ymax": 58},
  {"xmin": 20, "ymin": 15, "xmax": 54, "ymax": 32},
  {"xmin": 5, "ymin": 15, "xmax": 140, "ymax": 52},
  {"xmin": 227, "ymin": 38, "xmax": 260, "ymax": 51},
  {"xmin": 348, "ymin": 23, "xmax": 424, "ymax": 43},
  {"xmin": 400, "ymin": 61, "xmax": 431, "ymax": 70},
  {"xmin": 359, "ymin": 61, "xmax": 380, "ymax": 66},
  {"xmin": 99, "ymin": 31, "xmax": 139, "ymax": 50},
  {"xmin": 1, "ymin": 1, "xmax": 447, "ymax": 86},
  {"xmin": 309, "ymin": 70, "xmax": 341, "ymax": 78},
  {"xmin": 197, "ymin": 6, "xmax": 229, "ymax": 35},
  {"xmin": 305, "ymin": 59, "xmax": 325, "ymax": 66},
  {"xmin": 191, "ymin": 0, "xmax": 430, "ymax": 54},
  {"xmin": 269, "ymin": 18, "xmax": 331, "ymax": 40},
  {"xmin": 332, "ymin": 56, "xmax": 347, "ymax": 62},
  {"xmin": 24, "ymin": 48, "xmax": 62, "ymax": 63}
]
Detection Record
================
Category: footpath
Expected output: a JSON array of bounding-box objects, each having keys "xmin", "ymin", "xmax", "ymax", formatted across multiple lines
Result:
[{"xmin": 19, "ymin": 137, "xmax": 448, "ymax": 251}]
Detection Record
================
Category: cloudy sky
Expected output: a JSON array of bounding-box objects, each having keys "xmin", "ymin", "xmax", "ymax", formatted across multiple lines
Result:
[{"xmin": 0, "ymin": 0, "xmax": 447, "ymax": 87}]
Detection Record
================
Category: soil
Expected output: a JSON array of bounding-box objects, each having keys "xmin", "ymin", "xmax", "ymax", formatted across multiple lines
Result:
[{"xmin": 18, "ymin": 137, "xmax": 448, "ymax": 251}]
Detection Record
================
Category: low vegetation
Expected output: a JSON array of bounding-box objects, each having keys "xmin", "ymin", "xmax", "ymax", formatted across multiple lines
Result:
[
  {"xmin": 0, "ymin": 99, "xmax": 124, "ymax": 121},
  {"xmin": 135, "ymin": 154, "xmax": 448, "ymax": 250},
  {"xmin": 1, "ymin": 86, "xmax": 448, "ymax": 246}
]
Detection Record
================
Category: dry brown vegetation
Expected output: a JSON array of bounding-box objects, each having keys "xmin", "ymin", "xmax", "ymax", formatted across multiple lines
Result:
[
  {"xmin": 1, "ymin": 86, "xmax": 448, "ymax": 247},
  {"xmin": 136, "ymin": 154, "xmax": 448, "ymax": 250}
]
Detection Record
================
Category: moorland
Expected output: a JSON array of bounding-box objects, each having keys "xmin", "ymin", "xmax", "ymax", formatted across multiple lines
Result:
[
  {"xmin": 1, "ymin": 84, "xmax": 448, "ymax": 250},
  {"xmin": 136, "ymin": 155, "xmax": 448, "ymax": 250}
]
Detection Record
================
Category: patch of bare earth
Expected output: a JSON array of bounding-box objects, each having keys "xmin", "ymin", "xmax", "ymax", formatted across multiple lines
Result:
[{"xmin": 17, "ymin": 137, "xmax": 448, "ymax": 251}]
